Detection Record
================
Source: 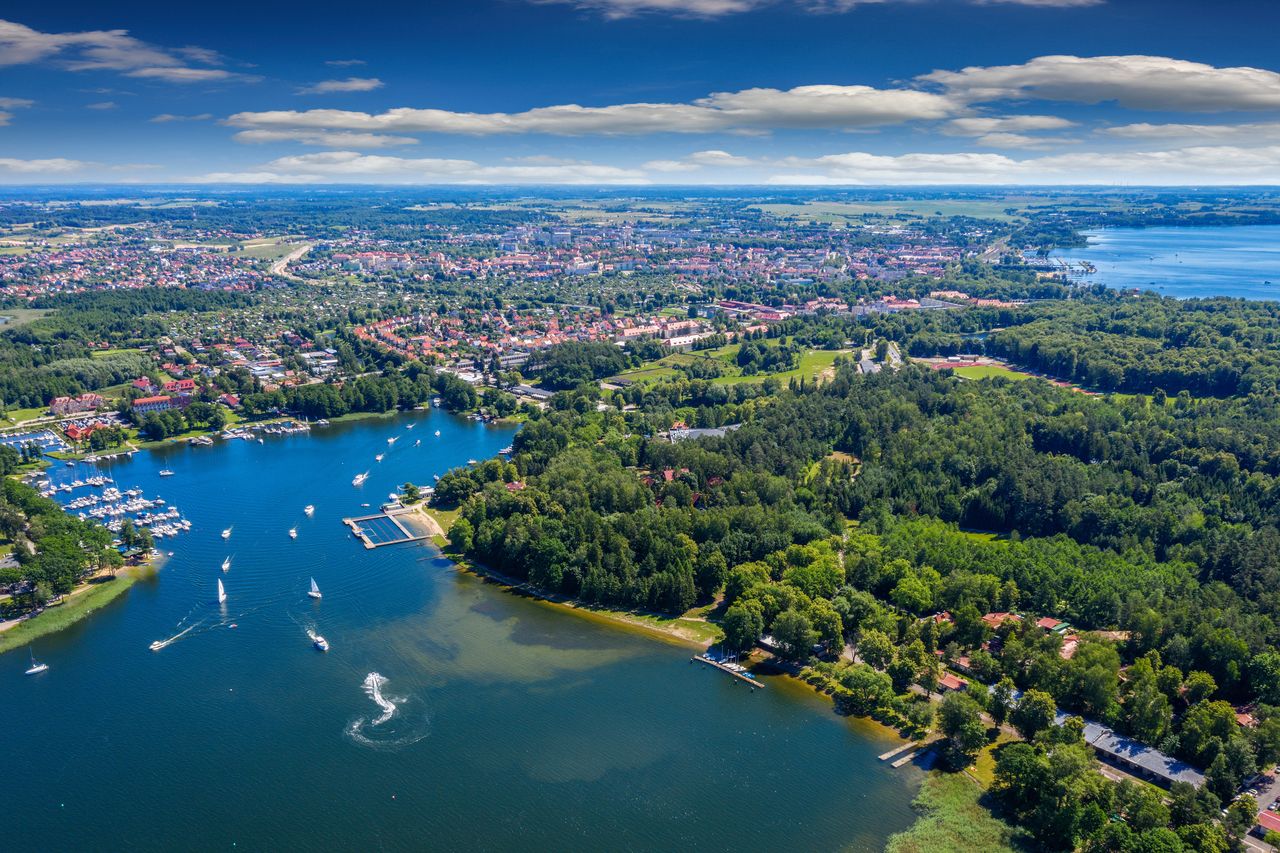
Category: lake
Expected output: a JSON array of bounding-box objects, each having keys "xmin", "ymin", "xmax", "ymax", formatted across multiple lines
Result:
[
  {"xmin": 1051, "ymin": 225, "xmax": 1280, "ymax": 300},
  {"xmin": 2, "ymin": 409, "xmax": 919, "ymax": 851}
]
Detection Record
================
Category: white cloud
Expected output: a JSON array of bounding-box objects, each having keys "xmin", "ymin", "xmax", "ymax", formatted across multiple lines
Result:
[
  {"xmin": 538, "ymin": 0, "xmax": 1099, "ymax": 17},
  {"xmin": 325, "ymin": 59, "xmax": 366, "ymax": 67},
  {"xmin": 228, "ymin": 83, "xmax": 958, "ymax": 137},
  {"xmin": 297, "ymin": 77, "xmax": 385, "ymax": 95},
  {"xmin": 232, "ymin": 129, "xmax": 418, "ymax": 148},
  {"xmin": 0, "ymin": 157, "xmax": 89, "ymax": 174},
  {"xmin": 86, "ymin": 100, "xmax": 117, "ymax": 110},
  {"xmin": 1101, "ymin": 121, "xmax": 1280, "ymax": 143},
  {"xmin": 0, "ymin": 96, "xmax": 33, "ymax": 109},
  {"xmin": 921, "ymin": 55, "xmax": 1280, "ymax": 111},
  {"xmin": 643, "ymin": 149, "xmax": 757, "ymax": 171},
  {"xmin": 944, "ymin": 114, "xmax": 1075, "ymax": 135},
  {"xmin": 194, "ymin": 150, "xmax": 648, "ymax": 184},
  {"xmin": 150, "ymin": 112, "xmax": 214, "ymax": 122},
  {"xmin": 769, "ymin": 144, "xmax": 1280, "ymax": 184},
  {"xmin": 0, "ymin": 18, "xmax": 255, "ymax": 84}
]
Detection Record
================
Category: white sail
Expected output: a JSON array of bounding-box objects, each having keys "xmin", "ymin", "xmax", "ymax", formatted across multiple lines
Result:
[
  {"xmin": 221, "ymin": 556, "xmax": 231, "ymax": 572},
  {"xmin": 217, "ymin": 578, "xmax": 227, "ymax": 604}
]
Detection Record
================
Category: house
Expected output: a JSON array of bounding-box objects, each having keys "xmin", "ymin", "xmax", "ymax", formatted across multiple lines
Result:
[
  {"xmin": 132, "ymin": 395, "xmax": 174, "ymax": 414},
  {"xmin": 982, "ymin": 612, "xmax": 1022, "ymax": 630},
  {"xmin": 64, "ymin": 422, "xmax": 109, "ymax": 442},
  {"xmin": 938, "ymin": 674, "xmax": 968, "ymax": 692},
  {"xmin": 218, "ymin": 393, "xmax": 241, "ymax": 408},
  {"xmin": 1037, "ymin": 617, "xmax": 1072, "ymax": 635},
  {"xmin": 131, "ymin": 377, "xmax": 157, "ymax": 394},
  {"xmin": 163, "ymin": 378, "xmax": 197, "ymax": 396}
]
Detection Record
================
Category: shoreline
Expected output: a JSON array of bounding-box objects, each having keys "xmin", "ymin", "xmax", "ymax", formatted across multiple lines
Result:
[{"xmin": 0, "ymin": 559, "xmax": 157, "ymax": 656}]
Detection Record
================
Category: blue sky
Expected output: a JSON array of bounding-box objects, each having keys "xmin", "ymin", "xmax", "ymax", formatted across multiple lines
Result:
[{"xmin": 2, "ymin": 0, "xmax": 1279, "ymax": 185}]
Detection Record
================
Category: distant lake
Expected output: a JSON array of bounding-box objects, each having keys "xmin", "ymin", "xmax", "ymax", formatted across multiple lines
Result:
[
  {"xmin": 1052, "ymin": 225, "xmax": 1280, "ymax": 300},
  {"xmin": 1, "ymin": 410, "xmax": 919, "ymax": 851}
]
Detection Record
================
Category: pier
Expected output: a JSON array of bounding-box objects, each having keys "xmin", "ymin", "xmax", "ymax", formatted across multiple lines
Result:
[
  {"xmin": 343, "ymin": 508, "xmax": 432, "ymax": 549},
  {"xmin": 691, "ymin": 654, "xmax": 764, "ymax": 689}
]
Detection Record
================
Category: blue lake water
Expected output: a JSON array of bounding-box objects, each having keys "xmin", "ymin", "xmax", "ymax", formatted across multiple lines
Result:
[
  {"xmin": 1052, "ymin": 225, "xmax": 1280, "ymax": 300},
  {"xmin": 2, "ymin": 409, "xmax": 919, "ymax": 851}
]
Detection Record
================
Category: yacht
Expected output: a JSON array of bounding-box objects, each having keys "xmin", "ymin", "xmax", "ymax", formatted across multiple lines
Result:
[
  {"xmin": 221, "ymin": 556, "xmax": 232, "ymax": 572},
  {"xmin": 221, "ymin": 526, "xmax": 233, "ymax": 540},
  {"xmin": 304, "ymin": 505, "xmax": 315, "ymax": 517},
  {"xmin": 25, "ymin": 648, "xmax": 48, "ymax": 676},
  {"xmin": 159, "ymin": 469, "xmax": 174, "ymax": 477},
  {"xmin": 352, "ymin": 472, "xmax": 369, "ymax": 487},
  {"xmin": 375, "ymin": 453, "xmax": 384, "ymax": 462},
  {"xmin": 308, "ymin": 577, "xmax": 322, "ymax": 600},
  {"xmin": 289, "ymin": 527, "xmax": 298, "ymax": 540},
  {"xmin": 313, "ymin": 635, "xmax": 330, "ymax": 652}
]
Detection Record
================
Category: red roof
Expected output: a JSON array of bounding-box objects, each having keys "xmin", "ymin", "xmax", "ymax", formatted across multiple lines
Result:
[
  {"xmin": 939, "ymin": 674, "xmax": 968, "ymax": 691},
  {"xmin": 1037, "ymin": 617, "xmax": 1065, "ymax": 630},
  {"xmin": 1257, "ymin": 811, "xmax": 1280, "ymax": 834},
  {"xmin": 133, "ymin": 395, "xmax": 172, "ymax": 406}
]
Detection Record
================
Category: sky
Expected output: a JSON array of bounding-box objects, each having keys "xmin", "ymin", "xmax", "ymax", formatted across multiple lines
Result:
[{"xmin": 1, "ymin": 0, "xmax": 1279, "ymax": 186}]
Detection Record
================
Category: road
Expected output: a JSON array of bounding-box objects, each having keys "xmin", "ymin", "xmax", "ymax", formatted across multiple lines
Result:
[{"xmin": 270, "ymin": 243, "xmax": 311, "ymax": 279}]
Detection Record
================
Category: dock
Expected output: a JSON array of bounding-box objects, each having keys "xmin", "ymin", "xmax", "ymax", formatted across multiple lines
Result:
[
  {"xmin": 691, "ymin": 654, "xmax": 764, "ymax": 689},
  {"xmin": 343, "ymin": 508, "xmax": 432, "ymax": 549},
  {"xmin": 878, "ymin": 742, "xmax": 916, "ymax": 762}
]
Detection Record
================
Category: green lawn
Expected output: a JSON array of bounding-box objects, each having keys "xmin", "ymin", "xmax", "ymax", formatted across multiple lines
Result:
[
  {"xmin": 951, "ymin": 364, "xmax": 1034, "ymax": 381},
  {"xmin": 91, "ymin": 347, "xmax": 145, "ymax": 360},
  {"xmin": 235, "ymin": 241, "xmax": 308, "ymax": 260},
  {"xmin": 611, "ymin": 344, "xmax": 849, "ymax": 388},
  {"xmin": 3, "ymin": 406, "xmax": 48, "ymax": 425},
  {"xmin": 0, "ymin": 573, "xmax": 140, "ymax": 657}
]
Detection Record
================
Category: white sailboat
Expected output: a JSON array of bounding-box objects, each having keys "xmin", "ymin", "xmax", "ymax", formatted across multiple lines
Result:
[
  {"xmin": 413, "ymin": 439, "xmax": 420, "ymax": 447},
  {"xmin": 221, "ymin": 555, "xmax": 232, "ymax": 572},
  {"xmin": 217, "ymin": 578, "xmax": 227, "ymax": 604},
  {"xmin": 352, "ymin": 471, "xmax": 369, "ymax": 486},
  {"xmin": 387, "ymin": 436, "xmax": 398, "ymax": 445},
  {"xmin": 25, "ymin": 648, "xmax": 48, "ymax": 676},
  {"xmin": 375, "ymin": 453, "xmax": 384, "ymax": 462},
  {"xmin": 304, "ymin": 504, "xmax": 315, "ymax": 517},
  {"xmin": 221, "ymin": 526, "xmax": 232, "ymax": 540},
  {"xmin": 289, "ymin": 527, "xmax": 298, "ymax": 539},
  {"xmin": 308, "ymin": 577, "xmax": 322, "ymax": 600}
]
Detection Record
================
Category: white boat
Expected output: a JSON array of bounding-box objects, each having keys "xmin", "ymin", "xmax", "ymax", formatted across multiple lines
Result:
[
  {"xmin": 148, "ymin": 640, "xmax": 164, "ymax": 652},
  {"xmin": 467, "ymin": 459, "xmax": 478, "ymax": 465},
  {"xmin": 221, "ymin": 556, "xmax": 232, "ymax": 572},
  {"xmin": 434, "ymin": 430, "xmax": 441, "ymax": 437},
  {"xmin": 414, "ymin": 439, "xmax": 421, "ymax": 447},
  {"xmin": 313, "ymin": 635, "xmax": 329, "ymax": 652},
  {"xmin": 25, "ymin": 648, "xmax": 48, "ymax": 676},
  {"xmin": 388, "ymin": 492, "xmax": 399, "ymax": 501},
  {"xmin": 221, "ymin": 526, "xmax": 232, "ymax": 540},
  {"xmin": 217, "ymin": 578, "xmax": 227, "ymax": 604},
  {"xmin": 406, "ymin": 424, "xmax": 415, "ymax": 430},
  {"xmin": 159, "ymin": 469, "xmax": 174, "ymax": 477},
  {"xmin": 304, "ymin": 504, "xmax": 315, "ymax": 517},
  {"xmin": 289, "ymin": 527, "xmax": 298, "ymax": 539},
  {"xmin": 352, "ymin": 471, "xmax": 369, "ymax": 487},
  {"xmin": 387, "ymin": 436, "xmax": 398, "ymax": 445},
  {"xmin": 375, "ymin": 453, "xmax": 384, "ymax": 462},
  {"xmin": 308, "ymin": 577, "xmax": 322, "ymax": 600}
]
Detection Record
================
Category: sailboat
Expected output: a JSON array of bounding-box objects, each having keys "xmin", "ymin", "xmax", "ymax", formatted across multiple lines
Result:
[
  {"xmin": 289, "ymin": 527, "xmax": 298, "ymax": 539},
  {"xmin": 221, "ymin": 526, "xmax": 232, "ymax": 540},
  {"xmin": 159, "ymin": 469, "xmax": 174, "ymax": 477},
  {"xmin": 308, "ymin": 577, "xmax": 322, "ymax": 600},
  {"xmin": 413, "ymin": 439, "xmax": 420, "ymax": 447},
  {"xmin": 25, "ymin": 648, "xmax": 48, "ymax": 676},
  {"xmin": 387, "ymin": 436, "xmax": 398, "ymax": 445},
  {"xmin": 352, "ymin": 471, "xmax": 369, "ymax": 486},
  {"xmin": 304, "ymin": 504, "xmax": 315, "ymax": 517},
  {"xmin": 221, "ymin": 555, "xmax": 232, "ymax": 572},
  {"xmin": 217, "ymin": 578, "xmax": 227, "ymax": 604},
  {"xmin": 406, "ymin": 423, "xmax": 415, "ymax": 430},
  {"xmin": 375, "ymin": 453, "xmax": 384, "ymax": 462}
]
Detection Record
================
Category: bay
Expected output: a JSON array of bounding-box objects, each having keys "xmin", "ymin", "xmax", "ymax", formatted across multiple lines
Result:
[
  {"xmin": 2, "ymin": 408, "xmax": 919, "ymax": 851},
  {"xmin": 1051, "ymin": 225, "xmax": 1280, "ymax": 300}
]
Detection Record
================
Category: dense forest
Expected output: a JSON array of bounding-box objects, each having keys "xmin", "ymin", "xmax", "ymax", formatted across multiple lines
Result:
[{"xmin": 431, "ymin": 359, "xmax": 1280, "ymax": 850}]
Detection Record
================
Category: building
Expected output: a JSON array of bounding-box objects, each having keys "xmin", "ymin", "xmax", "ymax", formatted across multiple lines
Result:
[
  {"xmin": 132, "ymin": 395, "xmax": 175, "ymax": 414},
  {"xmin": 1079, "ymin": 721, "xmax": 1204, "ymax": 788},
  {"xmin": 49, "ymin": 392, "xmax": 104, "ymax": 417}
]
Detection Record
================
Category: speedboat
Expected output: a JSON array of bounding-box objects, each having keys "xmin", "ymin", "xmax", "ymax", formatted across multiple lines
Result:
[
  {"xmin": 387, "ymin": 436, "xmax": 398, "ymax": 445},
  {"xmin": 159, "ymin": 469, "xmax": 174, "ymax": 477},
  {"xmin": 148, "ymin": 640, "xmax": 164, "ymax": 652},
  {"xmin": 221, "ymin": 526, "xmax": 232, "ymax": 540},
  {"xmin": 352, "ymin": 472, "xmax": 369, "ymax": 487},
  {"xmin": 308, "ymin": 577, "xmax": 322, "ymax": 600},
  {"xmin": 434, "ymin": 430, "xmax": 441, "ymax": 437},
  {"xmin": 406, "ymin": 423, "xmax": 415, "ymax": 430},
  {"xmin": 221, "ymin": 556, "xmax": 232, "ymax": 572},
  {"xmin": 289, "ymin": 527, "xmax": 298, "ymax": 540},
  {"xmin": 304, "ymin": 505, "xmax": 315, "ymax": 517},
  {"xmin": 25, "ymin": 649, "xmax": 48, "ymax": 675},
  {"xmin": 375, "ymin": 453, "xmax": 384, "ymax": 462},
  {"xmin": 313, "ymin": 635, "xmax": 329, "ymax": 652},
  {"xmin": 414, "ymin": 439, "xmax": 420, "ymax": 447}
]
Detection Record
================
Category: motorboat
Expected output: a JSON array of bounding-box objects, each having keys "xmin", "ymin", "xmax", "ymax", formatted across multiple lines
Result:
[
  {"xmin": 289, "ymin": 527, "xmax": 298, "ymax": 540},
  {"xmin": 159, "ymin": 469, "xmax": 174, "ymax": 477},
  {"xmin": 304, "ymin": 505, "xmax": 315, "ymax": 517},
  {"xmin": 221, "ymin": 526, "xmax": 232, "ymax": 540},
  {"xmin": 313, "ymin": 635, "xmax": 329, "ymax": 652}
]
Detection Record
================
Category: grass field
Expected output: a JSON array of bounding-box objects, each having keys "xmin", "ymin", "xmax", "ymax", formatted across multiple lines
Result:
[
  {"xmin": 885, "ymin": 772, "xmax": 1027, "ymax": 853},
  {"xmin": 91, "ymin": 346, "xmax": 145, "ymax": 360},
  {"xmin": 3, "ymin": 406, "xmax": 48, "ymax": 425},
  {"xmin": 611, "ymin": 342, "xmax": 850, "ymax": 388},
  {"xmin": 0, "ymin": 308, "xmax": 50, "ymax": 329},
  {"xmin": 951, "ymin": 364, "xmax": 1035, "ymax": 381},
  {"xmin": 235, "ymin": 240, "xmax": 309, "ymax": 260}
]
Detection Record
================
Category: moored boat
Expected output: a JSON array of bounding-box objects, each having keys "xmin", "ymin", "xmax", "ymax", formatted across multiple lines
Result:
[{"xmin": 25, "ymin": 648, "xmax": 48, "ymax": 676}]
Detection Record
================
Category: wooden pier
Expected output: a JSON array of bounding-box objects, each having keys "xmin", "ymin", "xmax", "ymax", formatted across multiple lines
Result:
[
  {"xmin": 343, "ymin": 509, "xmax": 431, "ymax": 549},
  {"xmin": 691, "ymin": 654, "xmax": 764, "ymax": 689}
]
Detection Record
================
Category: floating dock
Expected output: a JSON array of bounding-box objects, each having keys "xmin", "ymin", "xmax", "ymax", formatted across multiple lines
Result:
[
  {"xmin": 691, "ymin": 654, "xmax": 764, "ymax": 689},
  {"xmin": 343, "ymin": 509, "xmax": 431, "ymax": 549}
]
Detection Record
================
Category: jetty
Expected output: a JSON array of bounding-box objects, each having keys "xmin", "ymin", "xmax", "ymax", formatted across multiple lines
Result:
[
  {"xmin": 691, "ymin": 654, "xmax": 764, "ymax": 689},
  {"xmin": 343, "ymin": 507, "xmax": 431, "ymax": 549}
]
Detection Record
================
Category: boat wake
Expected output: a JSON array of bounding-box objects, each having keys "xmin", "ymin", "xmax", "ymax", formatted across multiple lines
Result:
[
  {"xmin": 148, "ymin": 624, "xmax": 196, "ymax": 651},
  {"xmin": 345, "ymin": 672, "xmax": 430, "ymax": 751}
]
